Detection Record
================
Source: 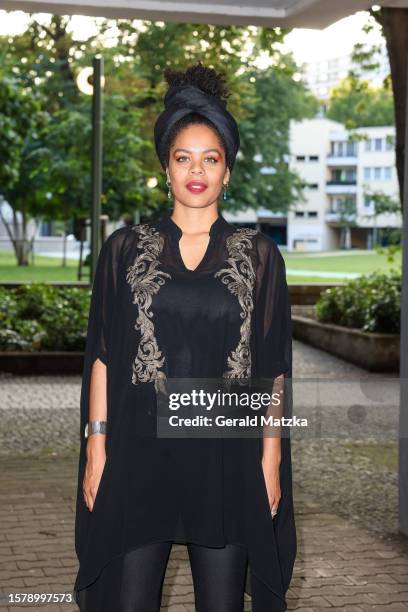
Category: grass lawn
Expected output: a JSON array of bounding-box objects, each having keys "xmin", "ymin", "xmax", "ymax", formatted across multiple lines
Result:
[
  {"xmin": 0, "ymin": 251, "xmax": 90, "ymax": 283},
  {"xmin": 0, "ymin": 248, "xmax": 402, "ymax": 284},
  {"xmin": 283, "ymin": 249, "xmax": 401, "ymax": 283}
]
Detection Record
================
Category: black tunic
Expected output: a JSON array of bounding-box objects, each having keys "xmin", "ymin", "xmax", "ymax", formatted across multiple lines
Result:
[{"xmin": 73, "ymin": 209, "xmax": 297, "ymax": 611}]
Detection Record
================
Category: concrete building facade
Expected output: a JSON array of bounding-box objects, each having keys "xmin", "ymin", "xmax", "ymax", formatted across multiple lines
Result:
[{"xmin": 286, "ymin": 118, "xmax": 401, "ymax": 252}]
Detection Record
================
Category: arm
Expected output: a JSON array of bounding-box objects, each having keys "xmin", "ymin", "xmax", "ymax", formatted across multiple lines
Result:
[
  {"xmin": 262, "ymin": 372, "xmax": 284, "ymax": 515},
  {"xmin": 255, "ymin": 235, "xmax": 291, "ymax": 516},
  {"xmin": 80, "ymin": 228, "xmax": 124, "ymax": 512},
  {"xmin": 83, "ymin": 358, "xmax": 107, "ymax": 512}
]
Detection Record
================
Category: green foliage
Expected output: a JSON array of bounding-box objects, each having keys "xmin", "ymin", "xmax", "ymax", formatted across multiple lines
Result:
[
  {"xmin": 325, "ymin": 20, "xmax": 393, "ymax": 130},
  {"xmin": 0, "ymin": 284, "xmax": 90, "ymax": 351},
  {"xmin": 326, "ymin": 75, "xmax": 394, "ymax": 128},
  {"xmin": 0, "ymin": 76, "xmax": 42, "ymax": 192},
  {"xmin": 0, "ymin": 15, "xmax": 320, "ymax": 245},
  {"xmin": 228, "ymin": 62, "xmax": 318, "ymax": 212},
  {"xmin": 315, "ymin": 270, "xmax": 401, "ymax": 334}
]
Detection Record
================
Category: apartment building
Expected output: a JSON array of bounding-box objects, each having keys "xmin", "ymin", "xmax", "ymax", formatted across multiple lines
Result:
[
  {"xmin": 286, "ymin": 118, "xmax": 401, "ymax": 252},
  {"xmin": 301, "ymin": 43, "xmax": 390, "ymax": 103}
]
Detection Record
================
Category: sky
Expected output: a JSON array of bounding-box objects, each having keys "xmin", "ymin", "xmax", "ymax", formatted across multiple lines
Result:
[{"xmin": 0, "ymin": 8, "xmax": 384, "ymax": 67}]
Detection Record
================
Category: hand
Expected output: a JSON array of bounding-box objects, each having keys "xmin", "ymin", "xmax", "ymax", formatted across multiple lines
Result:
[
  {"xmin": 261, "ymin": 458, "xmax": 281, "ymax": 517},
  {"xmin": 83, "ymin": 439, "xmax": 106, "ymax": 512}
]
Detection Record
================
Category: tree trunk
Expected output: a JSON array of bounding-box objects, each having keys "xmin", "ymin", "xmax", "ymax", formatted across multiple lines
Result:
[{"xmin": 372, "ymin": 7, "xmax": 408, "ymax": 211}]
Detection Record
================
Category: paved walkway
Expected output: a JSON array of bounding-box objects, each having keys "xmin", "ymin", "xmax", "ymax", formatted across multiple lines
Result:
[{"xmin": 0, "ymin": 340, "xmax": 407, "ymax": 611}]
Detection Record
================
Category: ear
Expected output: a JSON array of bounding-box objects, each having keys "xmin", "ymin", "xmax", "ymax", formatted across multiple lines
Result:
[{"xmin": 223, "ymin": 167, "xmax": 231, "ymax": 185}]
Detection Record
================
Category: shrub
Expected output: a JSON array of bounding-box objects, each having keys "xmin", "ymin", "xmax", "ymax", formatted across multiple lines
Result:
[
  {"xmin": 0, "ymin": 284, "xmax": 90, "ymax": 352},
  {"xmin": 315, "ymin": 269, "xmax": 401, "ymax": 334}
]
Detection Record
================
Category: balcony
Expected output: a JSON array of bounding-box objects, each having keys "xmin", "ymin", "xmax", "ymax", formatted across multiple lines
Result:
[
  {"xmin": 325, "ymin": 212, "xmax": 353, "ymax": 223},
  {"xmin": 326, "ymin": 180, "xmax": 357, "ymax": 195},
  {"xmin": 326, "ymin": 155, "xmax": 357, "ymax": 167},
  {"xmin": 325, "ymin": 206, "xmax": 357, "ymax": 223}
]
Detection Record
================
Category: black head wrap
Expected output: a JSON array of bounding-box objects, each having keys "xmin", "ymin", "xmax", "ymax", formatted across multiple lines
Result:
[{"xmin": 154, "ymin": 84, "xmax": 240, "ymax": 172}]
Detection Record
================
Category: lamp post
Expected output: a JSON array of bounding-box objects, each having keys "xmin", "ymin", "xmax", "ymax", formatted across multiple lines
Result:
[{"xmin": 76, "ymin": 55, "xmax": 105, "ymax": 282}]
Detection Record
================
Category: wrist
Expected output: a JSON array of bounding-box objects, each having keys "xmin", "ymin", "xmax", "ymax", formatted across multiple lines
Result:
[{"xmin": 86, "ymin": 435, "xmax": 106, "ymax": 459}]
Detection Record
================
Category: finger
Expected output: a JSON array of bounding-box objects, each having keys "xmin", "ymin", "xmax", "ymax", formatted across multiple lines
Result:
[
  {"xmin": 270, "ymin": 498, "xmax": 280, "ymax": 511},
  {"xmin": 268, "ymin": 495, "xmax": 280, "ymax": 509},
  {"xmin": 88, "ymin": 492, "xmax": 94, "ymax": 512},
  {"xmin": 83, "ymin": 488, "xmax": 93, "ymax": 512}
]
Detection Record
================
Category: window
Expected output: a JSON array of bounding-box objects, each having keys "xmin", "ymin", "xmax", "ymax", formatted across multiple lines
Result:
[
  {"xmin": 384, "ymin": 167, "xmax": 392, "ymax": 180},
  {"xmin": 296, "ymin": 155, "xmax": 306, "ymax": 161},
  {"xmin": 331, "ymin": 141, "xmax": 357, "ymax": 157},
  {"xmin": 307, "ymin": 183, "xmax": 319, "ymax": 189},
  {"xmin": 365, "ymin": 139, "xmax": 372, "ymax": 152},
  {"xmin": 364, "ymin": 166, "xmax": 394, "ymax": 181},
  {"xmin": 329, "ymin": 199, "xmax": 338, "ymax": 213},
  {"xmin": 308, "ymin": 211, "xmax": 318, "ymax": 218},
  {"xmin": 309, "ymin": 155, "xmax": 319, "ymax": 162},
  {"xmin": 364, "ymin": 195, "xmax": 373, "ymax": 208},
  {"xmin": 295, "ymin": 211, "xmax": 305, "ymax": 217},
  {"xmin": 375, "ymin": 138, "xmax": 382, "ymax": 151}
]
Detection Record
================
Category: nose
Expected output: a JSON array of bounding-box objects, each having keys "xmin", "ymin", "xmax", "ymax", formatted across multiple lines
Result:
[{"xmin": 189, "ymin": 159, "xmax": 205, "ymax": 175}]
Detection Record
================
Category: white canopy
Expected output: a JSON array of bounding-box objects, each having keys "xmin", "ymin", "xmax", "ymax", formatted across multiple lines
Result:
[{"xmin": 0, "ymin": 0, "xmax": 407, "ymax": 28}]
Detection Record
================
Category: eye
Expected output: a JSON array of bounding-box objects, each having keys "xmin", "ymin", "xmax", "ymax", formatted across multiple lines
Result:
[
  {"xmin": 205, "ymin": 157, "xmax": 218, "ymax": 163},
  {"xmin": 176, "ymin": 156, "xmax": 188, "ymax": 162}
]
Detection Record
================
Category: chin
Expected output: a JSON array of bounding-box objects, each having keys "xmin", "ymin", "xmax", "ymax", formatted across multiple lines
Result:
[{"xmin": 179, "ymin": 191, "xmax": 213, "ymax": 204}]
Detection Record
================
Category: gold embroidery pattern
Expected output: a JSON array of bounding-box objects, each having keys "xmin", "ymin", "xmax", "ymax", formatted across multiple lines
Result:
[
  {"xmin": 126, "ymin": 224, "xmax": 171, "ymax": 394},
  {"xmin": 214, "ymin": 228, "xmax": 257, "ymax": 384}
]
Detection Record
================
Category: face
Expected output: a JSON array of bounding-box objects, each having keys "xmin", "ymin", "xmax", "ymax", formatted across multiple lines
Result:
[{"xmin": 166, "ymin": 123, "xmax": 230, "ymax": 209}]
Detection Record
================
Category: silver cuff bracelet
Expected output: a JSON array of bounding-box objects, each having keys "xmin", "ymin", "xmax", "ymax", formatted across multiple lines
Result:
[{"xmin": 84, "ymin": 420, "xmax": 107, "ymax": 438}]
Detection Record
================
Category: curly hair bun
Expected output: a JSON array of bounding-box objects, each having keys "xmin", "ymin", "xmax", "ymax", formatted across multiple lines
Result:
[{"xmin": 163, "ymin": 61, "xmax": 230, "ymax": 104}]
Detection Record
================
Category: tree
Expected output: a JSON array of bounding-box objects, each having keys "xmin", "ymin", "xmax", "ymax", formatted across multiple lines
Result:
[
  {"xmin": 0, "ymin": 15, "xmax": 319, "ymax": 266},
  {"xmin": 230, "ymin": 61, "xmax": 318, "ymax": 212},
  {"xmin": 327, "ymin": 74, "xmax": 394, "ymax": 128},
  {"xmin": 368, "ymin": 7, "xmax": 408, "ymax": 211},
  {"xmin": 0, "ymin": 75, "xmax": 46, "ymax": 265},
  {"xmin": 361, "ymin": 188, "xmax": 402, "ymax": 250}
]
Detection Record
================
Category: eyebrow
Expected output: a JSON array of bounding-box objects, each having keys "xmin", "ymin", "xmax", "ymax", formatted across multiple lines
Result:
[{"xmin": 173, "ymin": 148, "xmax": 222, "ymax": 154}]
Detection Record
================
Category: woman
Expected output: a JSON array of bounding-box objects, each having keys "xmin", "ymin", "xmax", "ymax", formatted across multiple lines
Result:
[{"xmin": 74, "ymin": 61, "xmax": 297, "ymax": 612}]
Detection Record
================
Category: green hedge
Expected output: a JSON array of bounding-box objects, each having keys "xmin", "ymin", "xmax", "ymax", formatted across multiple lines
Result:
[
  {"xmin": 315, "ymin": 270, "xmax": 401, "ymax": 334},
  {"xmin": 0, "ymin": 284, "xmax": 90, "ymax": 351},
  {"xmin": 0, "ymin": 271, "xmax": 402, "ymax": 352}
]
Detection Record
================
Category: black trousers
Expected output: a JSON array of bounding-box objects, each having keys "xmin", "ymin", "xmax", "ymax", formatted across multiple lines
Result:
[{"xmin": 77, "ymin": 541, "xmax": 248, "ymax": 612}]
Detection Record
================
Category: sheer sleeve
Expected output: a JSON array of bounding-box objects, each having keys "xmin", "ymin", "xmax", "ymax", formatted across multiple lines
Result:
[
  {"xmin": 253, "ymin": 232, "xmax": 297, "ymax": 595},
  {"xmin": 75, "ymin": 228, "xmax": 127, "ymax": 560},
  {"xmin": 84, "ymin": 232, "xmax": 121, "ymax": 368},
  {"xmin": 255, "ymin": 233, "xmax": 292, "ymax": 382},
  {"xmin": 79, "ymin": 227, "xmax": 127, "ymax": 445}
]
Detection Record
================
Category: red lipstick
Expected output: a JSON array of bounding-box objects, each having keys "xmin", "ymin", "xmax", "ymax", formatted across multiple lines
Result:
[{"xmin": 186, "ymin": 181, "xmax": 208, "ymax": 193}]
